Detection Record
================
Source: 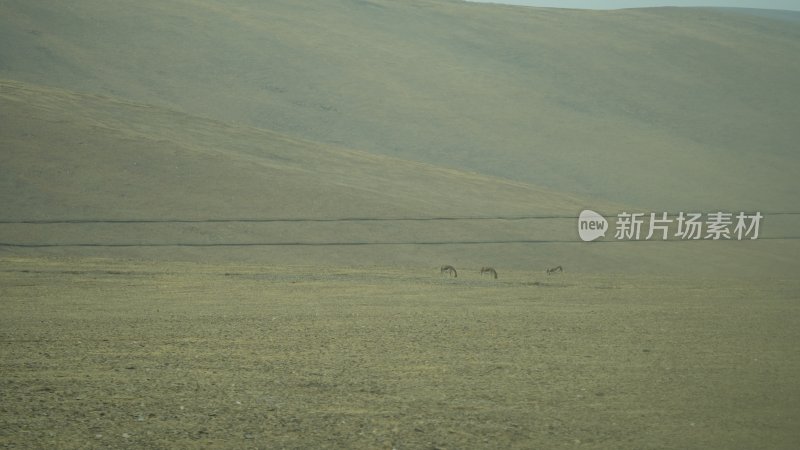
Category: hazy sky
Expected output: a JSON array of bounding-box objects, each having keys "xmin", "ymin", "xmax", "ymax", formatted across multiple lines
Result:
[{"xmin": 468, "ymin": 0, "xmax": 800, "ymax": 11}]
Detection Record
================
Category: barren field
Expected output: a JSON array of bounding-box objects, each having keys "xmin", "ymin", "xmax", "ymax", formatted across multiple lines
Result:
[{"xmin": 1, "ymin": 257, "xmax": 798, "ymax": 449}]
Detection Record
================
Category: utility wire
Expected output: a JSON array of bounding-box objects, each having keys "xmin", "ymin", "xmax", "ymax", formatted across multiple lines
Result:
[
  {"xmin": 1, "ymin": 211, "xmax": 798, "ymax": 225},
  {"xmin": 1, "ymin": 237, "xmax": 798, "ymax": 248}
]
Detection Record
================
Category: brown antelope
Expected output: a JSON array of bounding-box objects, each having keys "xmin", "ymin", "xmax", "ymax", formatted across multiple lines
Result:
[
  {"xmin": 440, "ymin": 265, "xmax": 457, "ymax": 278},
  {"xmin": 546, "ymin": 265, "xmax": 563, "ymax": 275},
  {"xmin": 480, "ymin": 267, "xmax": 498, "ymax": 279}
]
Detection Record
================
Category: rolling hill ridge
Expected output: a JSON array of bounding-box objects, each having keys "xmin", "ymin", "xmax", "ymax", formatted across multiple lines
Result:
[
  {"xmin": 2, "ymin": 78, "xmax": 796, "ymax": 275},
  {"xmin": 1, "ymin": 0, "xmax": 798, "ymax": 211},
  {"xmin": 1, "ymin": 0, "xmax": 798, "ymax": 274}
]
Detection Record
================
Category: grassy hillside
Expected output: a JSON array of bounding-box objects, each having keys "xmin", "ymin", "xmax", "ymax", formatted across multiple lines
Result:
[
  {"xmin": 0, "ymin": 78, "xmax": 592, "ymax": 268},
  {"xmin": 1, "ymin": 0, "xmax": 798, "ymax": 211},
  {"xmin": 2, "ymin": 79, "xmax": 797, "ymax": 275},
  {"xmin": 2, "ymin": 79, "xmax": 592, "ymax": 220}
]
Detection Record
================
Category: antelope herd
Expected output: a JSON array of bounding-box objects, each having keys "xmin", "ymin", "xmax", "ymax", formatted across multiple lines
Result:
[{"xmin": 440, "ymin": 265, "xmax": 564, "ymax": 279}]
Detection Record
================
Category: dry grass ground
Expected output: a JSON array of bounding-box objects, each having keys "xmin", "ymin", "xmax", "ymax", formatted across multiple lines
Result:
[{"xmin": 2, "ymin": 257, "xmax": 798, "ymax": 449}]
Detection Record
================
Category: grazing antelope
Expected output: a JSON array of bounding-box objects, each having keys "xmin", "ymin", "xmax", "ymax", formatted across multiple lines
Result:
[
  {"xmin": 546, "ymin": 265, "xmax": 563, "ymax": 275},
  {"xmin": 480, "ymin": 267, "xmax": 498, "ymax": 279},
  {"xmin": 440, "ymin": 265, "xmax": 458, "ymax": 278}
]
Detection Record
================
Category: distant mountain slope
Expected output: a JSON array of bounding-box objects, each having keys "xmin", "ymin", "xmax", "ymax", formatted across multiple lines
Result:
[
  {"xmin": 721, "ymin": 8, "xmax": 800, "ymax": 24},
  {"xmin": 0, "ymin": 78, "xmax": 595, "ymax": 265},
  {"xmin": 0, "ymin": 79, "xmax": 599, "ymax": 220},
  {"xmin": 2, "ymin": 79, "xmax": 796, "ymax": 276},
  {"xmin": 1, "ymin": 0, "xmax": 797, "ymax": 212}
]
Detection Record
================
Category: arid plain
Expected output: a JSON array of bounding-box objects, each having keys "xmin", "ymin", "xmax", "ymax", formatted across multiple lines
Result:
[
  {"xmin": 2, "ymin": 258, "xmax": 799, "ymax": 449},
  {"xmin": 1, "ymin": 0, "xmax": 799, "ymax": 448}
]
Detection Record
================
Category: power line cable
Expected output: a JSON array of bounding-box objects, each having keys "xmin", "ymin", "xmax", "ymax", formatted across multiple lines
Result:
[
  {"xmin": 2, "ymin": 236, "xmax": 798, "ymax": 247},
  {"xmin": 1, "ymin": 211, "xmax": 798, "ymax": 225}
]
